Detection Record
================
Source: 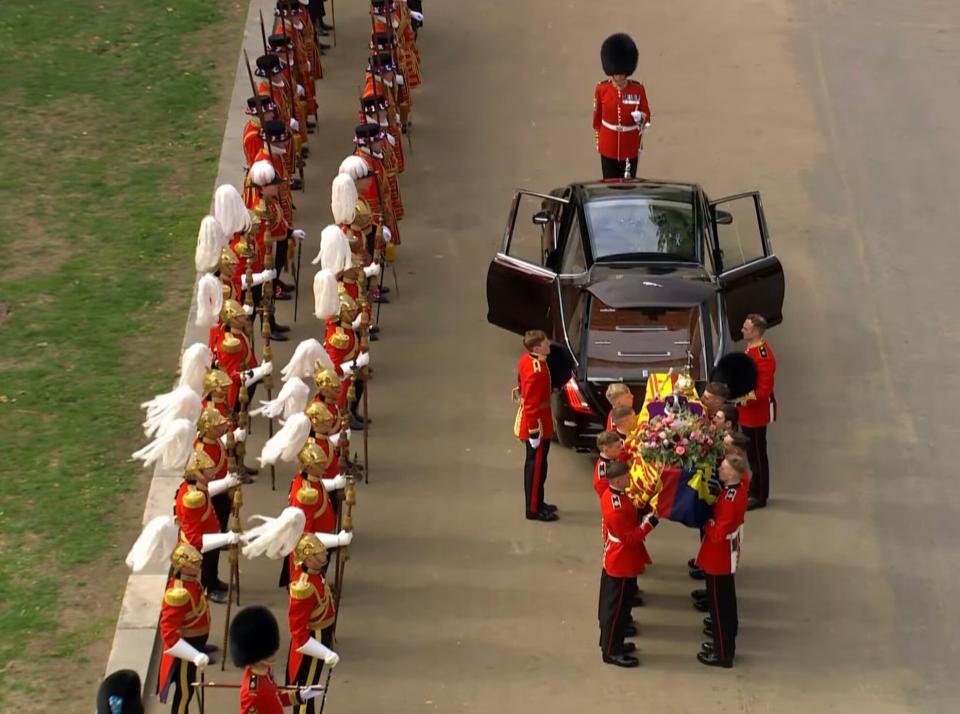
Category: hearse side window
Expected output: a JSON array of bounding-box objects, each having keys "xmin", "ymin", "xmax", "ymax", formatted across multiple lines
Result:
[{"xmin": 560, "ymin": 218, "xmax": 587, "ymax": 274}]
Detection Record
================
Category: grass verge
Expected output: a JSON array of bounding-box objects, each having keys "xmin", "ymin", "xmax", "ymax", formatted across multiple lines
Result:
[{"xmin": 0, "ymin": 0, "xmax": 244, "ymax": 708}]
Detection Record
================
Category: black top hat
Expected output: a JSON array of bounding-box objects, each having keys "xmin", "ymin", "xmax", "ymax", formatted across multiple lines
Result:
[
  {"xmin": 369, "ymin": 51, "xmax": 396, "ymax": 73},
  {"xmin": 268, "ymin": 33, "xmax": 294, "ymax": 50},
  {"xmin": 360, "ymin": 94, "xmax": 387, "ymax": 113},
  {"xmin": 600, "ymin": 33, "xmax": 639, "ymax": 76},
  {"xmin": 245, "ymin": 94, "xmax": 278, "ymax": 115},
  {"xmin": 229, "ymin": 606, "xmax": 280, "ymax": 668},
  {"xmin": 370, "ymin": 32, "xmax": 393, "ymax": 51},
  {"xmin": 96, "ymin": 670, "xmax": 144, "ymax": 714},
  {"xmin": 276, "ymin": 0, "xmax": 298, "ymax": 16},
  {"xmin": 354, "ymin": 122, "xmax": 384, "ymax": 146},
  {"xmin": 255, "ymin": 53, "xmax": 283, "ymax": 77},
  {"xmin": 261, "ymin": 118, "xmax": 292, "ymax": 142},
  {"xmin": 710, "ymin": 353, "xmax": 758, "ymax": 400}
]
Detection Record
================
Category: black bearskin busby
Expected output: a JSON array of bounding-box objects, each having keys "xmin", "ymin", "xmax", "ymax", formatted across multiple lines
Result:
[
  {"xmin": 710, "ymin": 353, "xmax": 758, "ymax": 400},
  {"xmin": 96, "ymin": 669, "xmax": 144, "ymax": 714},
  {"xmin": 230, "ymin": 605, "xmax": 281, "ymax": 668},
  {"xmin": 600, "ymin": 33, "xmax": 639, "ymax": 76}
]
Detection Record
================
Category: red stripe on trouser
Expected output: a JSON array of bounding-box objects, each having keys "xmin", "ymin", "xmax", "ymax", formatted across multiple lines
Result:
[
  {"xmin": 529, "ymin": 444, "xmax": 544, "ymax": 513},
  {"xmin": 606, "ymin": 579, "xmax": 626, "ymax": 654},
  {"xmin": 711, "ymin": 577, "xmax": 726, "ymax": 660}
]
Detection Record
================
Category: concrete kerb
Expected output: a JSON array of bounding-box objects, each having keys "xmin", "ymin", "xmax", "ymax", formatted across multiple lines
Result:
[{"xmin": 101, "ymin": 0, "xmax": 291, "ymax": 694}]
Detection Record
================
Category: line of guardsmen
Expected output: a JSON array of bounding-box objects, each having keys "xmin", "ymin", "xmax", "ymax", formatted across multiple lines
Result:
[{"xmin": 117, "ymin": 2, "xmax": 426, "ymax": 713}]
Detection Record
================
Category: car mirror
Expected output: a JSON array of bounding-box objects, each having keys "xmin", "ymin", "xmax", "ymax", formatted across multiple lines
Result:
[
  {"xmin": 715, "ymin": 210, "xmax": 733, "ymax": 225},
  {"xmin": 532, "ymin": 210, "xmax": 554, "ymax": 226}
]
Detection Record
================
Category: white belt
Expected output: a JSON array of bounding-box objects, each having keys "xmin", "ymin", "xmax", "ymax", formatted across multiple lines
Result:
[
  {"xmin": 606, "ymin": 533, "xmax": 622, "ymax": 544},
  {"xmin": 601, "ymin": 120, "xmax": 639, "ymax": 133}
]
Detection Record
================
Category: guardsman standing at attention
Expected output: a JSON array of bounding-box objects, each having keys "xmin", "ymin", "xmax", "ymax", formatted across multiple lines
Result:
[
  {"xmin": 696, "ymin": 453, "xmax": 750, "ymax": 667},
  {"xmin": 593, "ymin": 33, "xmax": 651, "ymax": 179},
  {"xmin": 231, "ymin": 606, "xmax": 325, "ymax": 713},
  {"xmin": 737, "ymin": 313, "xmax": 777, "ymax": 510},
  {"xmin": 242, "ymin": 94, "xmax": 277, "ymax": 168},
  {"xmin": 515, "ymin": 329, "xmax": 558, "ymax": 522}
]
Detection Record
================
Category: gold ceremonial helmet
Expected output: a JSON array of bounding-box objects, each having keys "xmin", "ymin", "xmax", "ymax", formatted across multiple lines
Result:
[
  {"xmin": 170, "ymin": 543, "xmax": 203, "ymax": 570},
  {"xmin": 203, "ymin": 368, "xmax": 233, "ymax": 397},
  {"xmin": 185, "ymin": 443, "xmax": 216, "ymax": 477},
  {"xmin": 220, "ymin": 299, "xmax": 247, "ymax": 323},
  {"xmin": 293, "ymin": 532, "xmax": 327, "ymax": 567},
  {"xmin": 298, "ymin": 436, "xmax": 333, "ymax": 469},
  {"xmin": 219, "ymin": 246, "xmax": 240, "ymax": 269},
  {"xmin": 231, "ymin": 239, "xmax": 254, "ymax": 260},
  {"xmin": 198, "ymin": 404, "xmax": 229, "ymax": 433},
  {"xmin": 313, "ymin": 367, "xmax": 342, "ymax": 399},
  {"xmin": 305, "ymin": 400, "xmax": 338, "ymax": 434},
  {"xmin": 351, "ymin": 198, "xmax": 373, "ymax": 232},
  {"xmin": 338, "ymin": 287, "xmax": 358, "ymax": 322}
]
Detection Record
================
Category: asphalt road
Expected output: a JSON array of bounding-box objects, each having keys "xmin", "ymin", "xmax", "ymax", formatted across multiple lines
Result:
[{"xmin": 145, "ymin": 0, "xmax": 960, "ymax": 712}]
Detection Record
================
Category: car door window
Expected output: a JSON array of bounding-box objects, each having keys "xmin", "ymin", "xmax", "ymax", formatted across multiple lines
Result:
[
  {"xmin": 560, "ymin": 217, "xmax": 587, "ymax": 274},
  {"xmin": 710, "ymin": 192, "xmax": 770, "ymax": 271},
  {"xmin": 503, "ymin": 192, "xmax": 568, "ymax": 267}
]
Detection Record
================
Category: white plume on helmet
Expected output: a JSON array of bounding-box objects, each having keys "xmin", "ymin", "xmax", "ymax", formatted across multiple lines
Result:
[
  {"xmin": 178, "ymin": 343, "xmax": 213, "ymax": 394},
  {"xmin": 313, "ymin": 269, "xmax": 340, "ymax": 321},
  {"xmin": 141, "ymin": 384, "xmax": 202, "ymax": 439},
  {"xmin": 214, "ymin": 184, "xmax": 251, "ymax": 235},
  {"xmin": 241, "ymin": 507, "xmax": 306, "ymax": 560},
  {"xmin": 195, "ymin": 273, "xmax": 224, "ymax": 329},
  {"xmin": 281, "ymin": 338, "xmax": 335, "ymax": 382},
  {"xmin": 249, "ymin": 160, "xmax": 277, "ymax": 188},
  {"xmin": 312, "ymin": 225, "xmax": 352, "ymax": 271},
  {"xmin": 331, "ymin": 174, "xmax": 358, "ymax": 225},
  {"xmin": 338, "ymin": 155, "xmax": 369, "ymax": 180},
  {"xmin": 131, "ymin": 417, "xmax": 196, "ymax": 474},
  {"xmin": 258, "ymin": 413, "xmax": 311, "ymax": 466},
  {"xmin": 194, "ymin": 215, "xmax": 226, "ymax": 273},
  {"xmin": 125, "ymin": 516, "xmax": 180, "ymax": 572},
  {"xmin": 250, "ymin": 377, "xmax": 310, "ymax": 420}
]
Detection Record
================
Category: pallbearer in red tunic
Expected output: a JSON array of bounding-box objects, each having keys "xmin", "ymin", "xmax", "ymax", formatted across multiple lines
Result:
[
  {"xmin": 593, "ymin": 33, "xmax": 651, "ymax": 179},
  {"xmin": 286, "ymin": 534, "xmax": 342, "ymax": 712},
  {"xmin": 230, "ymin": 606, "xmax": 325, "ymax": 713},
  {"xmin": 736, "ymin": 314, "xmax": 777, "ymax": 509},
  {"xmin": 514, "ymin": 330, "xmax": 557, "ymax": 521}
]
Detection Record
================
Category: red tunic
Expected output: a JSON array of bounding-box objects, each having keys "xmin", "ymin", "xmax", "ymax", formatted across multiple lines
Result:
[
  {"xmin": 738, "ymin": 342, "xmax": 777, "ymax": 427},
  {"xmin": 592, "ymin": 79, "xmax": 651, "ymax": 160},
  {"xmin": 515, "ymin": 353, "xmax": 553, "ymax": 440},
  {"xmin": 213, "ymin": 330, "xmax": 257, "ymax": 409},
  {"xmin": 157, "ymin": 577, "xmax": 209, "ymax": 701},
  {"xmin": 195, "ymin": 436, "xmax": 228, "ymax": 481},
  {"xmin": 696, "ymin": 475, "xmax": 750, "ymax": 575},
  {"xmin": 593, "ymin": 456, "xmax": 613, "ymax": 498},
  {"xmin": 600, "ymin": 487, "xmax": 654, "ymax": 578},
  {"xmin": 174, "ymin": 482, "xmax": 221, "ymax": 550},
  {"xmin": 243, "ymin": 118, "xmax": 264, "ymax": 168},
  {"xmin": 240, "ymin": 666, "xmax": 294, "ymax": 714},
  {"xmin": 286, "ymin": 570, "xmax": 337, "ymax": 681},
  {"xmin": 249, "ymin": 146, "xmax": 293, "ymax": 227},
  {"xmin": 289, "ymin": 473, "xmax": 337, "ymax": 535}
]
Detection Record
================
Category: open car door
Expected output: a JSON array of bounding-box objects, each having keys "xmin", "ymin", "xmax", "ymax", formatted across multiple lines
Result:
[
  {"xmin": 486, "ymin": 190, "xmax": 569, "ymax": 336},
  {"xmin": 710, "ymin": 192, "xmax": 785, "ymax": 339}
]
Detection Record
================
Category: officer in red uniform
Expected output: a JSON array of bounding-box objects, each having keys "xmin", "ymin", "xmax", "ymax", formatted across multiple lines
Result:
[
  {"xmin": 737, "ymin": 313, "xmax": 776, "ymax": 510},
  {"xmin": 598, "ymin": 461, "xmax": 659, "ymax": 667},
  {"xmin": 514, "ymin": 330, "xmax": 558, "ymax": 521},
  {"xmin": 592, "ymin": 33, "xmax": 651, "ymax": 179},
  {"xmin": 230, "ymin": 606, "xmax": 324, "ymax": 713},
  {"xmin": 696, "ymin": 453, "xmax": 750, "ymax": 668}
]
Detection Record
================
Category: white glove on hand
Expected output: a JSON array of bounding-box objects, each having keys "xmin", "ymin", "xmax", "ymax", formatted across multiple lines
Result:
[
  {"xmin": 166, "ymin": 638, "xmax": 209, "ymax": 668},
  {"xmin": 528, "ymin": 437, "xmax": 542, "ymax": 449},
  {"xmin": 207, "ymin": 473, "xmax": 240, "ymax": 497},
  {"xmin": 410, "ymin": 10, "xmax": 424, "ymax": 22},
  {"xmin": 351, "ymin": 314, "xmax": 363, "ymax": 330},
  {"xmin": 385, "ymin": 132, "xmax": 396, "ymax": 147},
  {"xmin": 201, "ymin": 531, "xmax": 241, "ymax": 553},
  {"xmin": 382, "ymin": 226, "xmax": 393, "ymax": 243},
  {"xmin": 322, "ymin": 475, "xmax": 347, "ymax": 492},
  {"xmin": 396, "ymin": 74, "xmax": 405, "ymax": 86},
  {"xmin": 356, "ymin": 351, "xmax": 370, "ymax": 368},
  {"xmin": 631, "ymin": 110, "xmax": 645, "ymax": 124},
  {"xmin": 299, "ymin": 687, "xmax": 323, "ymax": 702},
  {"xmin": 337, "ymin": 529, "xmax": 354, "ymax": 547},
  {"xmin": 244, "ymin": 362, "xmax": 273, "ymax": 388},
  {"xmin": 291, "ymin": 228, "xmax": 306, "ymax": 241},
  {"xmin": 290, "ymin": 117, "xmax": 300, "ymax": 132},
  {"xmin": 233, "ymin": 428, "xmax": 246, "ymax": 443},
  {"xmin": 296, "ymin": 83, "xmax": 305, "ymax": 98},
  {"xmin": 339, "ymin": 360, "xmax": 354, "ymax": 377},
  {"xmin": 364, "ymin": 263, "xmax": 381, "ymax": 279},
  {"xmin": 193, "ymin": 652, "xmax": 210, "ymax": 668}
]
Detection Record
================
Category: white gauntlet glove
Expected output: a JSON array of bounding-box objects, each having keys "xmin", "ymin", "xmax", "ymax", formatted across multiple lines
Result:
[
  {"xmin": 201, "ymin": 531, "xmax": 240, "ymax": 553},
  {"xmin": 291, "ymin": 228, "xmax": 306, "ymax": 241},
  {"xmin": 382, "ymin": 226, "xmax": 393, "ymax": 243},
  {"xmin": 396, "ymin": 74, "xmax": 405, "ymax": 86},
  {"xmin": 165, "ymin": 638, "xmax": 209, "ymax": 668},
  {"xmin": 290, "ymin": 117, "xmax": 300, "ymax": 132},
  {"xmin": 364, "ymin": 263, "xmax": 381, "ymax": 279},
  {"xmin": 528, "ymin": 436, "xmax": 542, "ymax": 449},
  {"xmin": 299, "ymin": 687, "xmax": 323, "ymax": 701},
  {"xmin": 241, "ymin": 269, "xmax": 277, "ymax": 289},
  {"xmin": 298, "ymin": 637, "xmax": 340, "ymax": 666},
  {"xmin": 351, "ymin": 313, "xmax": 363, "ymax": 330},
  {"xmin": 355, "ymin": 351, "xmax": 370, "ymax": 368},
  {"xmin": 296, "ymin": 83, "xmax": 305, "ymax": 98},
  {"xmin": 410, "ymin": 10, "xmax": 424, "ymax": 22},
  {"xmin": 322, "ymin": 475, "xmax": 347, "ymax": 492},
  {"xmin": 244, "ymin": 362, "xmax": 273, "ymax": 388},
  {"xmin": 315, "ymin": 530, "xmax": 353, "ymax": 549},
  {"xmin": 207, "ymin": 473, "xmax": 240, "ymax": 497}
]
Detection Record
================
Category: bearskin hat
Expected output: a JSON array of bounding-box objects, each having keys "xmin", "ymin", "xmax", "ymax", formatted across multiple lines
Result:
[
  {"xmin": 600, "ymin": 33, "xmax": 639, "ymax": 76},
  {"xmin": 96, "ymin": 669, "xmax": 144, "ymax": 714},
  {"xmin": 229, "ymin": 606, "xmax": 280, "ymax": 667},
  {"xmin": 710, "ymin": 353, "xmax": 758, "ymax": 400}
]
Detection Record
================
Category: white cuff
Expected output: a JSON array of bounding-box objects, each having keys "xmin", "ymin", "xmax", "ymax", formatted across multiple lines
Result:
[
  {"xmin": 322, "ymin": 475, "xmax": 347, "ymax": 492},
  {"xmin": 207, "ymin": 474, "xmax": 239, "ymax": 497},
  {"xmin": 201, "ymin": 531, "xmax": 238, "ymax": 553}
]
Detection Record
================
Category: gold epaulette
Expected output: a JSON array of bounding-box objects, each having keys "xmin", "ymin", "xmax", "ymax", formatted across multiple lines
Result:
[
  {"xmin": 329, "ymin": 327, "xmax": 350, "ymax": 350},
  {"xmin": 220, "ymin": 282, "xmax": 232, "ymax": 300},
  {"xmin": 183, "ymin": 487, "xmax": 206, "ymax": 510},
  {"xmin": 290, "ymin": 574, "xmax": 314, "ymax": 600},
  {"xmin": 164, "ymin": 581, "xmax": 190, "ymax": 607},
  {"xmin": 221, "ymin": 333, "xmax": 242, "ymax": 354},
  {"xmin": 296, "ymin": 484, "xmax": 320, "ymax": 506},
  {"xmin": 532, "ymin": 358, "xmax": 542, "ymax": 373}
]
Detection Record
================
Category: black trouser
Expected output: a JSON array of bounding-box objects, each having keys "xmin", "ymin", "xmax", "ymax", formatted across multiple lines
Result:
[
  {"xmin": 166, "ymin": 633, "xmax": 208, "ymax": 714},
  {"xmin": 598, "ymin": 569, "xmax": 637, "ymax": 657},
  {"xmin": 276, "ymin": 236, "xmax": 290, "ymax": 281},
  {"xmin": 202, "ymin": 492, "xmax": 231, "ymax": 591},
  {"xmin": 523, "ymin": 439, "xmax": 550, "ymax": 516},
  {"xmin": 742, "ymin": 425, "xmax": 769, "ymax": 500},
  {"xmin": 288, "ymin": 626, "xmax": 334, "ymax": 714},
  {"xmin": 307, "ymin": 0, "xmax": 326, "ymax": 22},
  {"xmin": 600, "ymin": 154, "xmax": 638, "ymax": 179},
  {"xmin": 351, "ymin": 377, "xmax": 366, "ymax": 418},
  {"xmin": 705, "ymin": 573, "xmax": 738, "ymax": 661}
]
